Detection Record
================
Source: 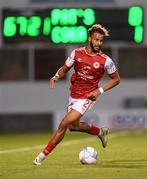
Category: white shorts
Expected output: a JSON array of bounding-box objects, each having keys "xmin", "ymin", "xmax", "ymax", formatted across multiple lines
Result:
[{"xmin": 67, "ymin": 96, "xmax": 96, "ymax": 115}]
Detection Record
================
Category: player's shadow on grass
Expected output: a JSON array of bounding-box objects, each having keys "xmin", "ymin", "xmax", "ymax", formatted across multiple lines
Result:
[{"xmin": 99, "ymin": 159, "xmax": 147, "ymax": 169}]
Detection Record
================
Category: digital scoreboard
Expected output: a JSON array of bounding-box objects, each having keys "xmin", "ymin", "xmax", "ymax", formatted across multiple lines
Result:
[{"xmin": 2, "ymin": 6, "xmax": 144, "ymax": 44}]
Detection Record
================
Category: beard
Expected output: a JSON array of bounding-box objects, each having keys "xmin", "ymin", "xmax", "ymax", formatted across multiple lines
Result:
[{"xmin": 90, "ymin": 42, "xmax": 100, "ymax": 52}]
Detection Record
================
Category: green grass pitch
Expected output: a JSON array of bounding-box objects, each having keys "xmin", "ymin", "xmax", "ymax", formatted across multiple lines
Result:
[{"xmin": 0, "ymin": 130, "xmax": 147, "ymax": 179}]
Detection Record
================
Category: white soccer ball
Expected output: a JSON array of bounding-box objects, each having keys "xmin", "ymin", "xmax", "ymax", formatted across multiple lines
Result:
[{"xmin": 79, "ymin": 146, "xmax": 98, "ymax": 164}]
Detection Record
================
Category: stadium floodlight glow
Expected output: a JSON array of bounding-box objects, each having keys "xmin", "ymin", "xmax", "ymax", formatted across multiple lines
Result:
[{"xmin": 128, "ymin": 6, "xmax": 143, "ymax": 26}]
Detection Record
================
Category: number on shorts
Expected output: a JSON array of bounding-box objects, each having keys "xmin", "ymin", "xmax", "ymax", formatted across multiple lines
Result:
[{"xmin": 83, "ymin": 99, "xmax": 91, "ymax": 108}]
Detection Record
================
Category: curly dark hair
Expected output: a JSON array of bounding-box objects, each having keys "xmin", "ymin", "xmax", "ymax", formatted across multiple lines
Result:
[{"xmin": 88, "ymin": 24, "xmax": 109, "ymax": 37}]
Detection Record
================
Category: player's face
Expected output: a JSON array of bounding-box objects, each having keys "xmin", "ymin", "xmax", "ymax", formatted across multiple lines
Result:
[{"xmin": 89, "ymin": 32, "xmax": 104, "ymax": 52}]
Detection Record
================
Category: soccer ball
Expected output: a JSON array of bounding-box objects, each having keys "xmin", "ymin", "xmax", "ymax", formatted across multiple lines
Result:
[{"xmin": 79, "ymin": 146, "xmax": 98, "ymax": 164}]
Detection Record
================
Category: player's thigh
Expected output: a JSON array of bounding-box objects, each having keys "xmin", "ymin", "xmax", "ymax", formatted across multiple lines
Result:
[{"xmin": 62, "ymin": 109, "xmax": 82, "ymax": 126}]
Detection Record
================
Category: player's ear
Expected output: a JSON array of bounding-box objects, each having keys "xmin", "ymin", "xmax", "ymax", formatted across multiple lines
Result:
[{"xmin": 88, "ymin": 36, "xmax": 91, "ymax": 42}]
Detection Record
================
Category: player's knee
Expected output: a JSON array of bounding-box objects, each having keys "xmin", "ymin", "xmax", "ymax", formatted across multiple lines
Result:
[
  {"xmin": 68, "ymin": 125, "xmax": 74, "ymax": 131},
  {"xmin": 68, "ymin": 125, "xmax": 78, "ymax": 131}
]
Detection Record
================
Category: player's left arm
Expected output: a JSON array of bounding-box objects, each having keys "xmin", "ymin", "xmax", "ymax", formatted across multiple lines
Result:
[
  {"xmin": 87, "ymin": 70, "xmax": 120, "ymax": 101},
  {"xmin": 87, "ymin": 57, "xmax": 120, "ymax": 101},
  {"xmin": 103, "ymin": 70, "xmax": 120, "ymax": 92}
]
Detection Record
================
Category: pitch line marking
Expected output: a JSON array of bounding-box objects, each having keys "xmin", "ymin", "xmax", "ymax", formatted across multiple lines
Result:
[
  {"xmin": 0, "ymin": 131, "xmax": 129, "ymax": 154},
  {"xmin": 0, "ymin": 137, "xmax": 94, "ymax": 154}
]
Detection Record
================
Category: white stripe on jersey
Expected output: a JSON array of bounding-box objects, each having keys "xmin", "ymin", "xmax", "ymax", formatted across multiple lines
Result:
[
  {"xmin": 65, "ymin": 50, "xmax": 75, "ymax": 67},
  {"xmin": 104, "ymin": 57, "xmax": 117, "ymax": 74}
]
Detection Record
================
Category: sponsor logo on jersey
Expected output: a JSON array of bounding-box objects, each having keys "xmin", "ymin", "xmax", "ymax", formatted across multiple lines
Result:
[{"xmin": 78, "ymin": 66, "xmax": 94, "ymax": 80}]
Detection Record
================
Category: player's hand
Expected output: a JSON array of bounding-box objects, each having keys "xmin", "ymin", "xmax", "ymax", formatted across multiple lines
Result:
[
  {"xmin": 49, "ymin": 75, "xmax": 59, "ymax": 89},
  {"xmin": 87, "ymin": 89, "xmax": 100, "ymax": 101}
]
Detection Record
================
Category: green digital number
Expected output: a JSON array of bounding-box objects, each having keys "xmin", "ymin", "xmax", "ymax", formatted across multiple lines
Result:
[
  {"xmin": 3, "ymin": 17, "xmax": 16, "ymax": 37},
  {"xmin": 128, "ymin": 6, "xmax": 143, "ymax": 26},
  {"xmin": 128, "ymin": 6, "xmax": 143, "ymax": 43},
  {"xmin": 43, "ymin": 17, "xmax": 51, "ymax": 35},
  {"xmin": 134, "ymin": 25, "xmax": 143, "ymax": 43},
  {"xmin": 16, "ymin": 16, "xmax": 27, "ymax": 36},
  {"xmin": 27, "ymin": 16, "xmax": 41, "ymax": 36}
]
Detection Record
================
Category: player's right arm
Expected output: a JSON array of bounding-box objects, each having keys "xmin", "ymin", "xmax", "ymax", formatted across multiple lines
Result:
[
  {"xmin": 49, "ymin": 65, "xmax": 70, "ymax": 89},
  {"xmin": 49, "ymin": 49, "xmax": 75, "ymax": 89}
]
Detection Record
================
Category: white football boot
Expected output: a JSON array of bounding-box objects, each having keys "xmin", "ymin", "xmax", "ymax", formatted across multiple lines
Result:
[
  {"xmin": 33, "ymin": 152, "xmax": 45, "ymax": 165},
  {"xmin": 98, "ymin": 127, "xmax": 109, "ymax": 148}
]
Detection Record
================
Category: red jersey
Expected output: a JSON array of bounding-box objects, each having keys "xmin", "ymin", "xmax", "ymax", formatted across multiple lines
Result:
[{"xmin": 65, "ymin": 47, "xmax": 117, "ymax": 99}]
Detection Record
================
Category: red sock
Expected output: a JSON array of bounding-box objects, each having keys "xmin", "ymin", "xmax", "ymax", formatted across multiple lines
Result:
[
  {"xmin": 43, "ymin": 141, "xmax": 56, "ymax": 156},
  {"xmin": 88, "ymin": 125, "xmax": 100, "ymax": 135}
]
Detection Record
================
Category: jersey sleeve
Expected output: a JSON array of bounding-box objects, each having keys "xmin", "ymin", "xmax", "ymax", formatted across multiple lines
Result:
[
  {"xmin": 65, "ymin": 49, "xmax": 75, "ymax": 67},
  {"xmin": 104, "ymin": 57, "xmax": 117, "ymax": 74}
]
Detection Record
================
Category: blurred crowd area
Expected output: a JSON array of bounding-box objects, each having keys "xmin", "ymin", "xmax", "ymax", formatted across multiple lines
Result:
[{"xmin": 0, "ymin": 46, "xmax": 147, "ymax": 81}]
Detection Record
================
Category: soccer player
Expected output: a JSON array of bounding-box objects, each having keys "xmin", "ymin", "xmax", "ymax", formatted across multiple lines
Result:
[{"xmin": 34, "ymin": 24, "xmax": 120, "ymax": 165}]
